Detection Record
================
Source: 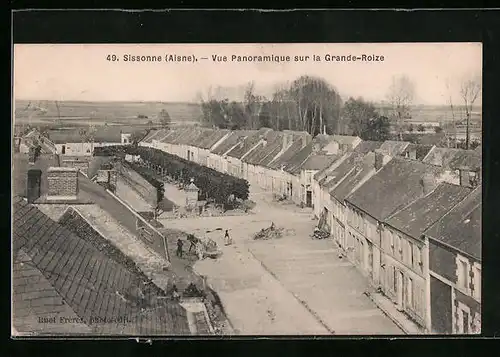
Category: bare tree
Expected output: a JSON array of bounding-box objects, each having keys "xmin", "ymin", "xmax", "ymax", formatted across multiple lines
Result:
[
  {"xmin": 387, "ymin": 75, "xmax": 415, "ymax": 141},
  {"xmin": 460, "ymin": 74, "xmax": 482, "ymax": 150}
]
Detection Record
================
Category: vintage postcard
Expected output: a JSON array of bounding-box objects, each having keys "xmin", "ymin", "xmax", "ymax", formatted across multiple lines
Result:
[{"xmin": 12, "ymin": 43, "xmax": 481, "ymax": 336}]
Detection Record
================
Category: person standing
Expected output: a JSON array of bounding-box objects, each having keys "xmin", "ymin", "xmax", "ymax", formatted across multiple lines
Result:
[
  {"xmin": 176, "ymin": 238, "xmax": 184, "ymax": 258},
  {"xmin": 224, "ymin": 229, "xmax": 232, "ymax": 246}
]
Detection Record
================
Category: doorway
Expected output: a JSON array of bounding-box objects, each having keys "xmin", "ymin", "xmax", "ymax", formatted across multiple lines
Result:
[
  {"xmin": 306, "ymin": 190, "xmax": 312, "ymax": 207},
  {"xmin": 61, "ymin": 145, "xmax": 66, "ymax": 154}
]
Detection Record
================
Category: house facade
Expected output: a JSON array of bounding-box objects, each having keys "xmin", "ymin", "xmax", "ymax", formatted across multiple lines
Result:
[{"xmin": 424, "ymin": 186, "xmax": 481, "ymax": 334}]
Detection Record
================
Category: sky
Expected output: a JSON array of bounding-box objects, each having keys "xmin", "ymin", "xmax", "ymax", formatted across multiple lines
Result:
[{"xmin": 14, "ymin": 43, "xmax": 482, "ymax": 105}]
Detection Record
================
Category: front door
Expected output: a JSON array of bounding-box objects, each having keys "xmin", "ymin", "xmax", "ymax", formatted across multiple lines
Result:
[{"xmin": 306, "ymin": 191, "xmax": 312, "ymax": 207}]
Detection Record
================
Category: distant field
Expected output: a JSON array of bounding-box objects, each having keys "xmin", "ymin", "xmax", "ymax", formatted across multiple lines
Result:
[
  {"xmin": 377, "ymin": 105, "xmax": 482, "ymax": 124},
  {"xmin": 14, "ymin": 100, "xmax": 203, "ymax": 126}
]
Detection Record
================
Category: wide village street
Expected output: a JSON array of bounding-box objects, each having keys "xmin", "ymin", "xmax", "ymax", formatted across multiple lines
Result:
[{"xmin": 156, "ymin": 182, "xmax": 403, "ymax": 335}]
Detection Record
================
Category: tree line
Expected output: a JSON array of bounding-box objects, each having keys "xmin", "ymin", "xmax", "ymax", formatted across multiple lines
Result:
[{"xmin": 194, "ymin": 73, "xmax": 481, "ymax": 148}]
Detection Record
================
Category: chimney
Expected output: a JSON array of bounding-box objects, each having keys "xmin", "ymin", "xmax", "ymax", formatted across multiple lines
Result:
[
  {"xmin": 282, "ymin": 133, "xmax": 292, "ymax": 151},
  {"xmin": 458, "ymin": 166, "xmax": 471, "ymax": 188},
  {"xmin": 47, "ymin": 167, "xmax": 79, "ymax": 200},
  {"xmin": 420, "ymin": 173, "xmax": 437, "ymax": 195}
]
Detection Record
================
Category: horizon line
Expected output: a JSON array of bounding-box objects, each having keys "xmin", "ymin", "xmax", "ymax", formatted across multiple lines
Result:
[{"xmin": 14, "ymin": 98, "xmax": 482, "ymax": 108}]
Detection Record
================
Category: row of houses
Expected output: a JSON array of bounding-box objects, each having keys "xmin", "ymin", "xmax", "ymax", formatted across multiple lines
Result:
[
  {"xmin": 138, "ymin": 126, "xmax": 481, "ymax": 335},
  {"xmin": 14, "ymin": 128, "xmax": 133, "ymax": 156}
]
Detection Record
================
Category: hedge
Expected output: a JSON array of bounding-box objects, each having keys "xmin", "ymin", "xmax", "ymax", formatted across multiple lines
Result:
[
  {"xmin": 94, "ymin": 145, "xmax": 249, "ymax": 204},
  {"xmin": 123, "ymin": 161, "xmax": 165, "ymax": 205}
]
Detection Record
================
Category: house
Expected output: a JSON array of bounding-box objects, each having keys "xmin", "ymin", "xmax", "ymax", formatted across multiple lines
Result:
[
  {"xmin": 194, "ymin": 129, "xmax": 231, "ymax": 166},
  {"xmin": 266, "ymin": 132, "xmax": 312, "ymax": 198},
  {"xmin": 312, "ymin": 140, "xmax": 384, "ymax": 220},
  {"xmin": 208, "ymin": 130, "xmax": 256, "ymax": 173},
  {"xmin": 50, "ymin": 127, "xmax": 132, "ymax": 156},
  {"xmin": 423, "ymin": 185, "xmax": 481, "ymax": 334},
  {"xmin": 381, "ymin": 183, "xmax": 473, "ymax": 331},
  {"xmin": 12, "ymin": 196, "xmax": 196, "ymax": 335},
  {"xmin": 422, "ymin": 147, "xmax": 482, "ymax": 187},
  {"xmin": 399, "ymin": 144, "xmax": 435, "ymax": 161},
  {"xmin": 242, "ymin": 130, "xmax": 285, "ymax": 189},
  {"xmin": 224, "ymin": 128, "xmax": 272, "ymax": 178},
  {"xmin": 327, "ymin": 149, "xmax": 390, "ymax": 248},
  {"xmin": 344, "ymin": 158, "xmax": 444, "ymax": 285},
  {"xmin": 121, "ymin": 133, "xmax": 132, "ymax": 145},
  {"xmin": 15, "ymin": 129, "xmax": 58, "ymax": 155}
]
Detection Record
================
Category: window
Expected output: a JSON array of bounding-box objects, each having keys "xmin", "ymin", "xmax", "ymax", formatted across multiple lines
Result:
[
  {"xmin": 407, "ymin": 277, "xmax": 413, "ymax": 307},
  {"xmin": 388, "ymin": 231, "xmax": 394, "ymax": 253},
  {"xmin": 396, "ymin": 235, "xmax": 402, "ymax": 257},
  {"xmin": 473, "ymin": 265, "xmax": 481, "ymax": 300},
  {"xmin": 410, "ymin": 242, "xmax": 414, "ymax": 267},
  {"xmin": 458, "ymin": 258, "xmax": 470, "ymax": 292}
]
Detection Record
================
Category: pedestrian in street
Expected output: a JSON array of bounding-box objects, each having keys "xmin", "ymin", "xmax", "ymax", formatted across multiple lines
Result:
[
  {"xmin": 224, "ymin": 229, "xmax": 232, "ymax": 246},
  {"xmin": 176, "ymin": 238, "xmax": 184, "ymax": 258}
]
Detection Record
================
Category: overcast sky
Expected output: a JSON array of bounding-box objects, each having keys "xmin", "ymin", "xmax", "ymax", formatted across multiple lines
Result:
[{"xmin": 14, "ymin": 43, "xmax": 482, "ymax": 105}]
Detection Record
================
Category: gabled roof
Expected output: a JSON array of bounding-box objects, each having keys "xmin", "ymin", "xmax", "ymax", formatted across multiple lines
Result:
[
  {"xmin": 268, "ymin": 140, "xmax": 305, "ymax": 170},
  {"xmin": 243, "ymin": 131, "xmax": 283, "ymax": 166},
  {"xmin": 314, "ymin": 141, "xmax": 383, "ymax": 182},
  {"xmin": 332, "ymin": 135, "xmax": 360, "ymax": 146},
  {"xmin": 301, "ymin": 154, "xmax": 339, "ymax": 171},
  {"xmin": 330, "ymin": 153, "xmax": 376, "ymax": 202},
  {"xmin": 321, "ymin": 152, "xmax": 360, "ymax": 189},
  {"xmin": 386, "ymin": 182, "xmax": 473, "ymax": 239},
  {"xmin": 424, "ymin": 186, "xmax": 481, "ymax": 260},
  {"xmin": 142, "ymin": 129, "xmax": 167, "ymax": 143},
  {"xmin": 379, "ymin": 140, "xmax": 411, "ymax": 156},
  {"xmin": 402, "ymin": 143, "xmax": 435, "ymax": 161},
  {"xmin": 422, "ymin": 147, "xmax": 481, "ymax": 170},
  {"xmin": 226, "ymin": 128, "xmax": 272, "ymax": 159},
  {"xmin": 47, "ymin": 126, "xmax": 130, "ymax": 144},
  {"xmin": 346, "ymin": 158, "xmax": 443, "ymax": 221},
  {"xmin": 211, "ymin": 130, "xmax": 256, "ymax": 155},
  {"xmin": 197, "ymin": 129, "xmax": 230, "ymax": 149},
  {"xmin": 12, "ymin": 196, "xmax": 191, "ymax": 335},
  {"xmin": 353, "ymin": 140, "xmax": 384, "ymax": 154},
  {"xmin": 283, "ymin": 143, "xmax": 313, "ymax": 174}
]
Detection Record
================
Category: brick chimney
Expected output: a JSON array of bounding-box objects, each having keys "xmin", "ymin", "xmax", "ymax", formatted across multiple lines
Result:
[{"xmin": 47, "ymin": 167, "xmax": 79, "ymax": 200}]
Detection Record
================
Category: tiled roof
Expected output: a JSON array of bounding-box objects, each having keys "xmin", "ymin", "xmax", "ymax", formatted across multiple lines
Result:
[
  {"xmin": 283, "ymin": 143, "xmax": 313, "ymax": 174},
  {"xmin": 226, "ymin": 128, "xmax": 272, "ymax": 159},
  {"xmin": 402, "ymin": 144, "xmax": 435, "ymax": 161},
  {"xmin": 12, "ymin": 196, "xmax": 191, "ymax": 335},
  {"xmin": 353, "ymin": 140, "xmax": 384, "ymax": 154},
  {"xmin": 197, "ymin": 129, "xmax": 230, "ymax": 150},
  {"xmin": 12, "ymin": 248, "xmax": 93, "ymax": 335},
  {"xmin": 346, "ymin": 158, "xmax": 443, "ymax": 221},
  {"xmin": 243, "ymin": 131, "xmax": 283, "ymax": 166},
  {"xmin": 321, "ymin": 152, "xmax": 359, "ymax": 189},
  {"xmin": 386, "ymin": 182, "xmax": 473, "ymax": 239},
  {"xmin": 330, "ymin": 153, "xmax": 376, "ymax": 202},
  {"xmin": 211, "ymin": 131, "xmax": 255, "ymax": 155},
  {"xmin": 422, "ymin": 147, "xmax": 481, "ymax": 170},
  {"xmin": 424, "ymin": 186, "xmax": 481, "ymax": 260},
  {"xmin": 379, "ymin": 141, "xmax": 411, "ymax": 156},
  {"xmin": 268, "ymin": 140, "xmax": 304, "ymax": 170},
  {"xmin": 301, "ymin": 154, "xmax": 339, "ymax": 171},
  {"xmin": 142, "ymin": 129, "xmax": 167, "ymax": 143},
  {"xmin": 332, "ymin": 135, "xmax": 360, "ymax": 145},
  {"xmin": 47, "ymin": 126, "xmax": 132, "ymax": 144},
  {"xmin": 314, "ymin": 140, "xmax": 382, "ymax": 182}
]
